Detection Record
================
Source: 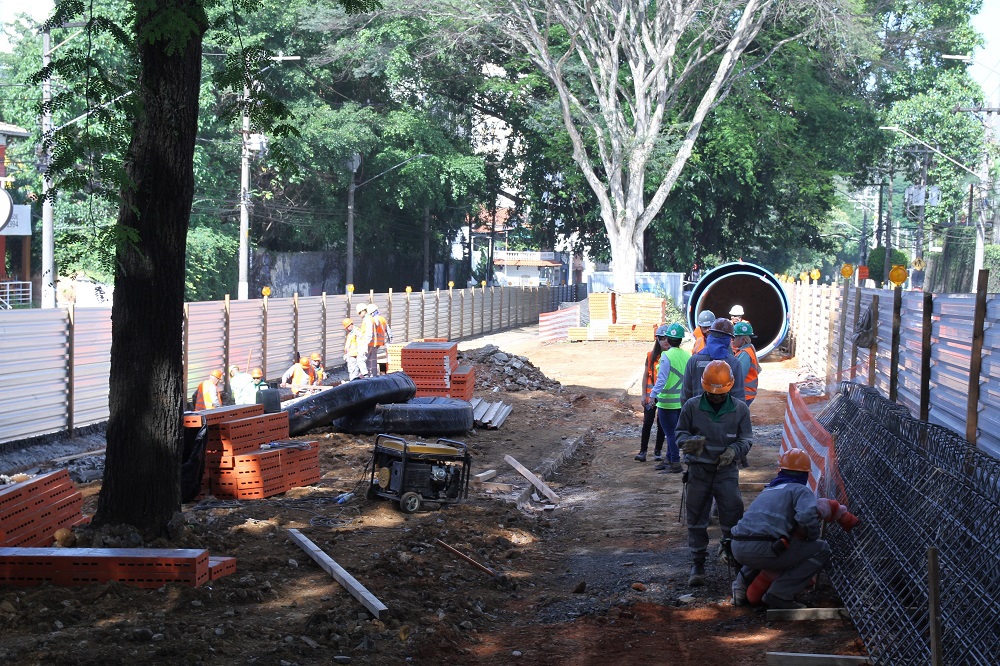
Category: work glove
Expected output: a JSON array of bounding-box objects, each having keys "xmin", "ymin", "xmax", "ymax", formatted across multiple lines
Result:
[
  {"xmin": 681, "ymin": 437, "xmax": 706, "ymax": 457},
  {"xmin": 717, "ymin": 445, "xmax": 738, "ymax": 467}
]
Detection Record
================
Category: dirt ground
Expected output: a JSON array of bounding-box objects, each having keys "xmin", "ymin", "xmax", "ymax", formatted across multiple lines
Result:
[{"xmin": 0, "ymin": 330, "xmax": 866, "ymax": 665}]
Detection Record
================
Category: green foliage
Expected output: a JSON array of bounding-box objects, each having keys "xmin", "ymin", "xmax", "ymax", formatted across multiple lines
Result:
[
  {"xmin": 984, "ymin": 245, "xmax": 1000, "ymax": 293},
  {"xmin": 925, "ymin": 226, "xmax": 976, "ymax": 292},
  {"xmin": 866, "ymin": 246, "xmax": 910, "ymax": 287},
  {"xmin": 185, "ymin": 226, "xmax": 239, "ymax": 300}
]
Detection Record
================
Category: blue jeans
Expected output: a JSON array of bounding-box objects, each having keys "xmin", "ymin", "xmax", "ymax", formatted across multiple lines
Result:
[{"xmin": 656, "ymin": 408, "xmax": 681, "ymax": 463}]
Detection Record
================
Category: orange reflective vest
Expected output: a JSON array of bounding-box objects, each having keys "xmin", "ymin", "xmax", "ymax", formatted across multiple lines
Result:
[
  {"xmin": 642, "ymin": 351, "xmax": 661, "ymax": 399},
  {"xmin": 736, "ymin": 344, "xmax": 761, "ymax": 402},
  {"xmin": 692, "ymin": 328, "xmax": 706, "ymax": 354},
  {"xmin": 292, "ymin": 364, "xmax": 313, "ymax": 386},
  {"xmin": 194, "ymin": 380, "xmax": 220, "ymax": 410},
  {"xmin": 344, "ymin": 329, "xmax": 358, "ymax": 357},
  {"xmin": 374, "ymin": 314, "xmax": 388, "ymax": 347}
]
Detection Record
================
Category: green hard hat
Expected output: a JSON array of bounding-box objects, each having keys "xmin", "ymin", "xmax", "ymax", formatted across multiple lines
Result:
[
  {"xmin": 656, "ymin": 323, "xmax": 686, "ymax": 339},
  {"xmin": 733, "ymin": 321, "xmax": 756, "ymax": 338}
]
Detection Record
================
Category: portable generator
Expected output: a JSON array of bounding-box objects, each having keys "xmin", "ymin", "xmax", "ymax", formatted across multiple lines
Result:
[{"xmin": 367, "ymin": 434, "xmax": 470, "ymax": 513}]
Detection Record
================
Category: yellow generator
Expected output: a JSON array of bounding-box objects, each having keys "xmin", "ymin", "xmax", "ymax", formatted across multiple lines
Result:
[{"xmin": 367, "ymin": 435, "xmax": 471, "ymax": 513}]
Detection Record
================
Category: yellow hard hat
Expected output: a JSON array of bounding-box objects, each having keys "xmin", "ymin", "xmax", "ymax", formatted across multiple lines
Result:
[
  {"xmin": 310, "ymin": 352, "xmax": 321, "ymax": 361},
  {"xmin": 251, "ymin": 367, "xmax": 263, "ymax": 379},
  {"xmin": 342, "ymin": 318, "xmax": 353, "ymax": 329},
  {"xmin": 300, "ymin": 356, "xmax": 310, "ymax": 367},
  {"xmin": 210, "ymin": 369, "xmax": 224, "ymax": 380}
]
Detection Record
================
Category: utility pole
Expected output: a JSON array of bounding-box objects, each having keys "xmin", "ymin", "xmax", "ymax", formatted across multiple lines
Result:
[
  {"xmin": 884, "ymin": 165, "xmax": 894, "ymax": 288},
  {"xmin": 860, "ymin": 210, "xmax": 869, "ymax": 265}
]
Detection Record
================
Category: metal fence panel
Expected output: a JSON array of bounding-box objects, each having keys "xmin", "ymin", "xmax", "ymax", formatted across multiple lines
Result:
[
  {"xmin": 929, "ymin": 294, "xmax": 975, "ymax": 436},
  {"xmin": 266, "ymin": 298, "xmax": 296, "ymax": 381},
  {"xmin": 72, "ymin": 307, "xmax": 112, "ymax": 428},
  {"xmin": 896, "ymin": 292, "xmax": 923, "ymax": 416},
  {"xmin": 229, "ymin": 300, "xmax": 264, "ymax": 379},
  {"xmin": 0, "ymin": 309, "xmax": 68, "ymax": 443},
  {"xmin": 185, "ymin": 301, "xmax": 226, "ymax": 399},
  {"xmin": 297, "ymin": 296, "xmax": 325, "ymax": 363},
  {"xmin": 979, "ymin": 299, "xmax": 1000, "ymax": 458},
  {"xmin": 873, "ymin": 292, "xmax": 894, "ymax": 398},
  {"xmin": 324, "ymin": 295, "xmax": 350, "ymax": 372}
]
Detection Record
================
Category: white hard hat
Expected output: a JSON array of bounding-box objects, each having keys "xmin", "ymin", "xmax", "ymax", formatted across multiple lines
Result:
[
  {"xmin": 356, "ymin": 303, "xmax": 368, "ymax": 314},
  {"xmin": 729, "ymin": 305, "xmax": 745, "ymax": 316}
]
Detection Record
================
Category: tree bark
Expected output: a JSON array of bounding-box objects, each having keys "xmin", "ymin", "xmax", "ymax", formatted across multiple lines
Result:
[{"xmin": 94, "ymin": 0, "xmax": 208, "ymax": 536}]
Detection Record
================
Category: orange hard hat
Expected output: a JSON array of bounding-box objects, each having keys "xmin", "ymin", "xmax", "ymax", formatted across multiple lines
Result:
[
  {"xmin": 778, "ymin": 448, "xmax": 811, "ymax": 473},
  {"xmin": 210, "ymin": 369, "xmax": 224, "ymax": 380},
  {"xmin": 342, "ymin": 318, "xmax": 353, "ymax": 329},
  {"xmin": 701, "ymin": 360, "xmax": 734, "ymax": 394},
  {"xmin": 300, "ymin": 356, "xmax": 310, "ymax": 367},
  {"xmin": 311, "ymin": 352, "xmax": 321, "ymax": 361},
  {"xmin": 251, "ymin": 367, "xmax": 263, "ymax": 379}
]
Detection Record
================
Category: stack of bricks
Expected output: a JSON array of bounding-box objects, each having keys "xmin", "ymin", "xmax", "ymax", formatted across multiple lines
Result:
[
  {"xmin": 400, "ymin": 341, "xmax": 474, "ymax": 401},
  {"xmin": 185, "ymin": 404, "xmax": 320, "ymax": 500},
  {"xmin": 608, "ymin": 293, "xmax": 665, "ymax": 342},
  {"xmin": 0, "ymin": 546, "xmax": 236, "ymax": 589},
  {"xmin": 386, "ymin": 343, "xmax": 406, "ymax": 373},
  {"xmin": 589, "ymin": 292, "xmax": 615, "ymax": 322},
  {"xmin": 1, "ymin": 469, "xmax": 86, "ymax": 548}
]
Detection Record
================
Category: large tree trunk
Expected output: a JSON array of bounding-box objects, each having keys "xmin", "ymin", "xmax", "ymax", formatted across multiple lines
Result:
[{"xmin": 94, "ymin": 1, "xmax": 208, "ymax": 536}]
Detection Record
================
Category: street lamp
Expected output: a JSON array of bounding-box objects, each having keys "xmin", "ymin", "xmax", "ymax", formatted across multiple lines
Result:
[
  {"xmin": 237, "ymin": 54, "xmax": 299, "ymax": 301},
  {"xmin": 344, "ymin": 153, "xmax": 430, "ymax": 292}
]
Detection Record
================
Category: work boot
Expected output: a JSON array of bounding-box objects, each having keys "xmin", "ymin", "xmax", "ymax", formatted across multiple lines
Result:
[
  {"xmin": 761, "ymin": 592, "xmax": 806, "ymax": 610},
  {"xmin": 669, "ymin": 462, "xmax": 683, "ymax": 473},
  {"xmin": 688, "ymin": 562, "xmax": 706, "ymax": 587},
  {"xmin": 653, "ymin": 452, "xmax": 663, "ymax": 461},
  {"xmin": 634, "ymin": 453, "xmax": 647, "ymax": 462},
  {"xmin": 654, "ymin": 462, "xmax": 668, "ymax": 470},
  {"xmin": 732, "ymin": 573, "xmax": 748, "ymax": 607}
]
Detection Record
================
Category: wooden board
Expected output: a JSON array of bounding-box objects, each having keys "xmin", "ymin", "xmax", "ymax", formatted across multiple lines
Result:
[
  {"xmin": 473, "ymin": 470, "xmax": 497, "ymax": 482},
  {"xmin": 504, "ymin": 455, "xmax": 560, "ymax": 504},
  {"xmin": 766, "ymin": 653, "xmax": 870, "ymax": 665},
  {"xmin": 766, "ymin": 608, "xmax": 851, "ymax": 621},
  {"xmin": 287, "ymin": 529, "xmax": 387, "ymax": 619}
]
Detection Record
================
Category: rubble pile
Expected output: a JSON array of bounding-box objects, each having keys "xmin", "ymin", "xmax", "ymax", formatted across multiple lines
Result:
[{"xmin": 459, "ymin": 345, "xmax": 561, "ymax": 393}]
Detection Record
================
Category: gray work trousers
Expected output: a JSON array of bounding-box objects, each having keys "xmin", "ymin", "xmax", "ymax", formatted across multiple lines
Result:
[
  {"xmin": 345, "ymin": 356, "xmax": 361, "ymax": 380},
  {"xmin": 731, "ymin": 538, "xmax": 831, "ymax": 601},
  {"xmin": 686, "ymin": 463, "xmax": 744, "ymax": 562}
]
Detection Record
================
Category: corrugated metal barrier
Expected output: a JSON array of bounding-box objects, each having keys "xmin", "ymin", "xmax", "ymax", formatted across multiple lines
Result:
[{"xmin": 0, "ymin": 285, "xmax": 583, "ymax": 445}]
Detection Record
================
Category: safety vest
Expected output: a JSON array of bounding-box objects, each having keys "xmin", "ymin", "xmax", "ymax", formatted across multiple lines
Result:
[
  {"xmin": 692, "ymin": 327, "xmax": 706, "ymax": 354},
  {"xmin": 360, "ymin": 314, "xmax": 376, "ymax": 348},
  {"xmin": 655, "ymin": 347, "xmax": 690, "ymax": 410},
  {"xmin": 736, "ymin": 344, "xmax": 761, "ymax": 402},
  {"xmin": 642, "ymin": 351, "xmax": 661, "ymax": 398},
  {"xmin": 373, "ymin": 314, "xmax": 388, "ymax": 347},
  {"xmin": 194, "ymin": 380, "xmax": 220, "ymax": 410},
  {"xmin": 311, "ymin": 363, "xmax": 325, "ymax": 384},
  {"xmin": 344, "ymin": 329, "xmax": 358, "ymax": 357},
  {"xmin": 291, "ymin": 364, "xmax": 312, "ymax": 386}
]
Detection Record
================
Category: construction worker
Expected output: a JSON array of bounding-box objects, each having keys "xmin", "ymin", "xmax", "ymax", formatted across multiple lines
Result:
[
  {"xmin": 310, "ymin": 352, "xmax": 325, "ymax": 384},
  {"xmin": 342, "ymin": 317, "xmax": 361, "ymax": 380},
  {"xmin": 228, "ymin": 364, "xmax": 256, "ymax": 405},
  {"xmin": 732, "ymin": 321, "xmax": 760, "ymax": 406},
  {"xmin": 193, "ymin": 369, "xmax": 224, "ymax": 410},
  {"xmin": 356, "ymin": 303, "xmax": 378, "ymax": 378},
  {"xmin": 649, "ymin": 323, "xmax": 691, "ymax": 473},
  {"xmin": 281, "ymin": 357, "xmax": 315, "ymax": 395},
  {"xmin": 730, "ymin": 448, "xmax": 831, "ymax": 610},
  {"xmin": 635, "ymin": 327, "xmax": 669, "ymax": 462},
  {"xmin": 729, "ymin": 305, "xmax": 745, "ymax": 324},
  {"xmin": 676, "ymin": 360, "xmax": 753, "ymax": 587},
  {"xmin": 681, "ymin": 318, "xmax": 745, "ymax": 404},
  {"xmin": 691, "ymin": 310, "xmax": 715, "ymax": 354},
  {"xmin": 369, "ymin": 305, "xmax": 392, "ymax": 374},
  {"xmin": 250, "ymin": 367, "xmax": 267, "ymax": 393}
]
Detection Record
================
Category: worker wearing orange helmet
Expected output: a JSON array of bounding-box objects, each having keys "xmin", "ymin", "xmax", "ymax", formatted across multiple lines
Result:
[
  {"xmin": 342, "ymin": 317, "xmax": 361, "ymax": 380},
  {"xmin": 250, "ymin": 367, "xmax": 267, "ymax": 394},
  {"xmin": 676, "ymin": 359, "xmax": 752, "ymax": 587},
  {"xmin": 730, "ymin": 448, "xmax": 834, "ymax": 610},
  {"xmin": 280, "ymin": 356, "xmax": 315, "ymax": 396},
  {"xmin": 309, "ymin": 352, "xmax": 325, "ymax": 384},
  {"xmin": 193, "ymin": 369, "xmax": 224, "ymax": 410}
]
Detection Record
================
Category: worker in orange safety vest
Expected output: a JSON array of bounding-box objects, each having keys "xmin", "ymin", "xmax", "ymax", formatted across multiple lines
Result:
[
  {"xmin": 368, "ymin": 304, "xmax": 391, "ymax": 373},
  {"xmin": 732, "ymin": 321, "xmax": 761, "ymax": 405},
  {"xmin": 690, "ymin": 310, "xmax": 715, "ymax": 354},
  {"xmin": 194, "ymin": 369, "xmax": 224, "ymax": 410},
  {"xmin": 310, "ymin": 352, "xmax": 325, "ymax": 384},
  {"xmin": 342, "ymin": 318, "xmax": 361, "ymax": 380},
  {"xmin": 281, "ymin": 357, "xmax": 315, "ymax": 395}
]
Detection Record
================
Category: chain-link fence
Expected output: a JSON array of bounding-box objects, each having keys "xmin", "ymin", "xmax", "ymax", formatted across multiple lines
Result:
[{"xmin": 817, "ymin": 382, "xmax": 1000, "ymax": 665}]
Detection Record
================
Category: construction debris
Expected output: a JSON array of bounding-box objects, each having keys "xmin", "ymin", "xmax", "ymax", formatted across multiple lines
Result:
[
  {"xmin": 470, "ymin": 398, "xmax": 512, "ymax": 429},
  {"xmin": 459, "ymin": 345, "xmax": 560, "ymax": 393},
  {"xmin": 433, "ymin": 538, "xmax": 498, "ymax": 578},
  {"xmin": 504, "ymin": 454, "xmax": 559, "ymax": 504}
]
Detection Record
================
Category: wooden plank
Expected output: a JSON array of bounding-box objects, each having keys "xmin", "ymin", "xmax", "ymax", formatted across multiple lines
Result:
[
  {"xmin": 472, "ymin": 481, "xmax": 514, "ymax": 493},
  {"xmin": 434, "ymin": 539, "xmax": 496, "ymax": 577},
  {"xmin": 286, "ymin": 529, "xmax": 387, "ymax": 619},
  {"xmin": 473, "ymin": 470, "xmax": 497, "ymax": 482},
  {"xmin": 920, "ymin": 291, "xmax": 933, "ymax": 421},
  {"xmin": 765, "ymin": 652, "xmax": 870, "ymax": 665},
  {"xmin": 966, "ymin": 270, "xmax": 988, "ymax": 446},
  {"xmin": 766, "ymin": 608, "xmax": 850, "ymax": 621},
  {"xmin": 504, "ymin": 455, "xmax": 559, "ymax": 504},
  {"xmin": 889, "ymin": 286, "xmax": 901, "ymax": 402}
]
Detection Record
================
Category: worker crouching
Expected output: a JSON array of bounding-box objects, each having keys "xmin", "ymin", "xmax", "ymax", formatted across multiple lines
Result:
[
  {"xmin": 676, "ymin": 359, "xmax": 752, "ymax": 587},
  {"xmin": 730, "ymin": 448, "xmax": 832, "ymax": 609}
]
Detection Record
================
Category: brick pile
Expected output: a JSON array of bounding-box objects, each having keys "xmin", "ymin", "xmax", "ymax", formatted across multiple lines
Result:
[
  {"xmin": 0, "ymin": 469, "xmax": 85, "ymax": 548},
  {"xmin": 400, "ymin": 341, "xmax": 475, "ymax": 401},
  {"xmin": 185, "ymin": 404, "xmax": 321, "ymax": 500},
  {"xmin": 0, "ymin": 547, "xmax": 236, "ymax": 589}
]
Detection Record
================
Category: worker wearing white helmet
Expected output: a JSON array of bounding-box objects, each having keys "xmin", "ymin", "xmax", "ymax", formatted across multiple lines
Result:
[
  {"xmin": 356, "ymin": 302, "xmax": 378, "ymax": 377},
  {"xmin": 729, "ymin": 305, "xmax": 745, "ymax": 323}
]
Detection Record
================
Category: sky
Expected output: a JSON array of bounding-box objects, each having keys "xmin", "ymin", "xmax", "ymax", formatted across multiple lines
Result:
[{"xmin": 1, "ymin": 1, "xmax": 998, "ymax": 95}]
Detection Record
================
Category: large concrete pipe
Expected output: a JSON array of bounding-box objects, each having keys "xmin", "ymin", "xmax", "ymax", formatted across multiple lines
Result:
[{"xmin": 686, "ymin": 262, "xmax": 789, "ymax": 357}]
